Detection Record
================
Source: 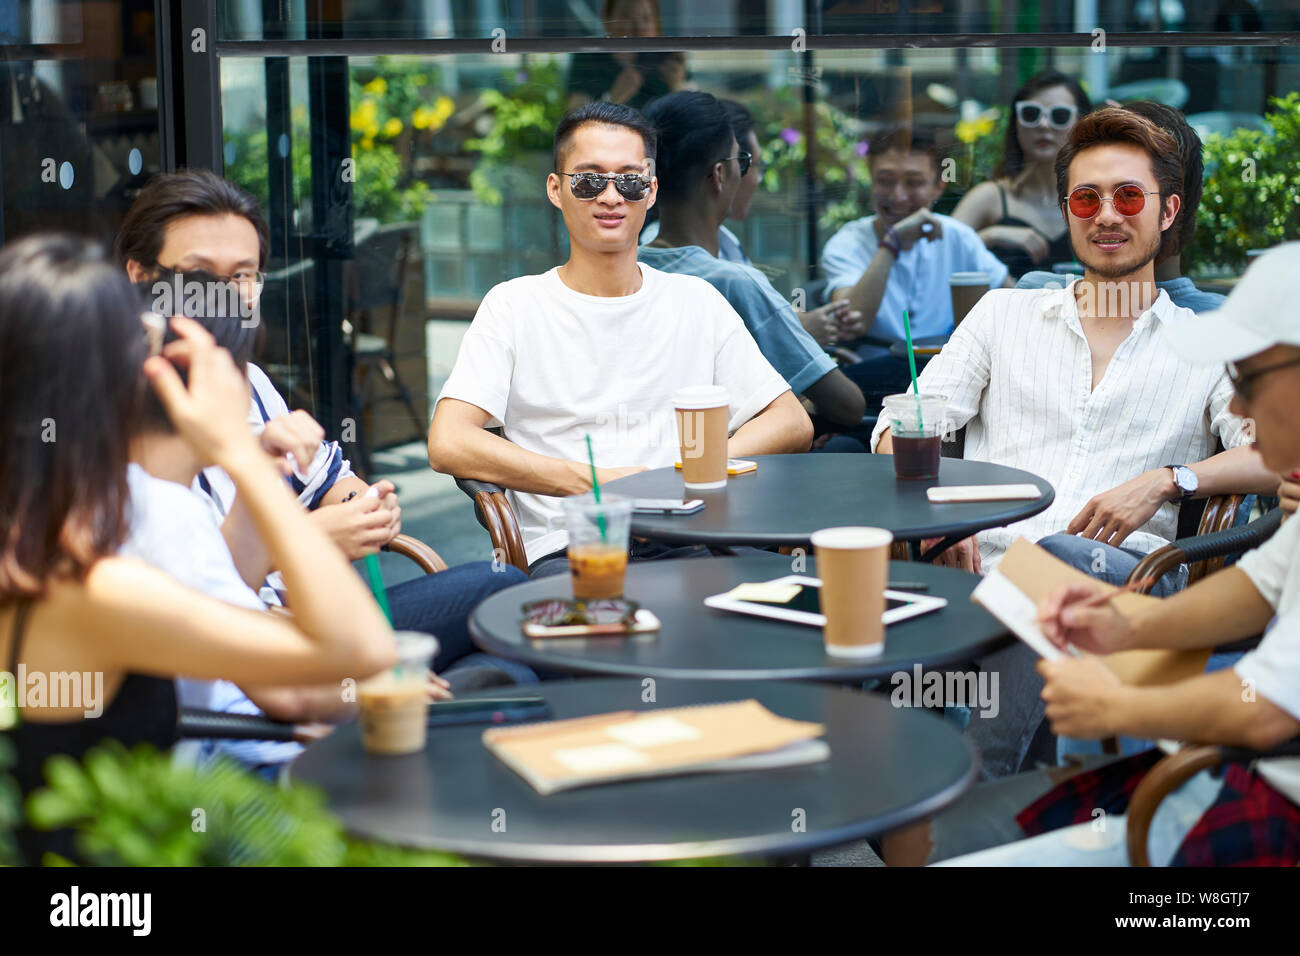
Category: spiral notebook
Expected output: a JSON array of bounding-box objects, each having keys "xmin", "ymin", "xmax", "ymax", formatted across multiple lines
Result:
[{"xmin": 482, "ymin": 699, "xmax": 828, "ymax": 795}]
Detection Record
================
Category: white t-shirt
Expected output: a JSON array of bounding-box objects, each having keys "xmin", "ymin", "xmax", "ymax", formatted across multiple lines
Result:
[
  {"xmin": 119, "ymin": 463, "xmax": 304, "ymax": 767},
  {"xmin": 437, "ymin": 263, "xmax": 791, "ymax": 564},
  {"xmin": 1234, "ymin": 513, "xmax": 1300, "ymax": 806}
]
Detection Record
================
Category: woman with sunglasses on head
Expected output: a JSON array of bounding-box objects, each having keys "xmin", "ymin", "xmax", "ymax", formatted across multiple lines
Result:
[
  {"xmin": 953, "ymin": 70, "xmax": 1092, "ymax": 279},
  {"xmin": 0, "ymin": 234, "xmax": 396, "ymax": 864}
]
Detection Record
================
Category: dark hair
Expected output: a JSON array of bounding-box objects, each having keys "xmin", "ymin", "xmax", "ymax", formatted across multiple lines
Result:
[
  {"xmin": 642, "ymin": 91, "xmax": 735, "ymax": 202},
  {"xmin": 721, "ymin": 99, "xmax": 755, "ymax": 147},
  {"xmin": 866, "ymin": 125, "xmax": 945, "ymax": 181},
  {"xmin": 133, "ymin": 292, "xmax": 256, "ymax": 435},
  {"xmin": 602, "ymin": 0, "xmax": 662, "ymax": 32},
  {"xmin": 113, "ymin": 168, "xmax": 270, "ymax": 271},
  {"xmin": 1055, "ymin": 107, "xmax": 1183, "ymax": 258},
  {"xmin": 1122, "ymin": 100, "xmax": 1204, "ymax": 260},
  {"xmin": 0, "ymin": 235, "xmax": 145, "ymax": 600},
  {"xmin": 553, "ymin": 101, "xmax": 658, "ymax": 173},
  {"xmin": 999, "ymin": 70, "xmax": 1094, "ymax": 179}
]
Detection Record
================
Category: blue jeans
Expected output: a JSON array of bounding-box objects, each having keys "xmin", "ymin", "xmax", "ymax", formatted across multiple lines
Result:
[
  {"xmin": 386, "ymin": 561, "xmax": 528, "ymax": 673},
  {"xmin": 964, "ymin": 536, "xmax": 1188, "ymax": 779},
  {"xmin": 936, "ymin": 768, "xmax": 1224, "ymax": 866}
]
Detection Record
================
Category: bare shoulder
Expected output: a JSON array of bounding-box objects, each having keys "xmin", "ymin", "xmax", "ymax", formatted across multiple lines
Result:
[{"xmin": 951, "ymin": 181, "xmax": 1001, "ymax": 225}]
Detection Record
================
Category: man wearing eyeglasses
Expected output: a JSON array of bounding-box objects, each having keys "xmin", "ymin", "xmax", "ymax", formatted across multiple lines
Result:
[
  {"xmin": 429, "ymin": 102, "xmax": 812, "ymax": 573},
  {"xmin": 870, "ymin": 108, "xmax": 1278, "ymax": 779}
]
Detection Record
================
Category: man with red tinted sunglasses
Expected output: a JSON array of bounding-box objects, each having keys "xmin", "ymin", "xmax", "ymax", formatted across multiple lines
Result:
[{"xmin": 871, "ymin": 108, "xmax": 1278, "ymax": 781}]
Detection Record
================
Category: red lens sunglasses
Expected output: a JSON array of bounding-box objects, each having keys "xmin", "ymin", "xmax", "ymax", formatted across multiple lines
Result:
[{"xmin": 1065, "ymin": 183, "xmax": 1160, "ymax": 220}]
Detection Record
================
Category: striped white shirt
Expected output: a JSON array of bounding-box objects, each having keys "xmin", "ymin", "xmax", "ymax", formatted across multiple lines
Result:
[
  {"xmin": 193, "ymin": 361, "xmax": 355, "ymax": 605},
  {"xmin": 870, "ymin": 281, "xmax": 1250, "ymax": 569}
]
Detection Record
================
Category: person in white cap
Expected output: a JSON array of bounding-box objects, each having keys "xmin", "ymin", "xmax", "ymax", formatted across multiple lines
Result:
[{"xmin": 892, "ymin": 242, "xmax": 1300, "ymax": 866}]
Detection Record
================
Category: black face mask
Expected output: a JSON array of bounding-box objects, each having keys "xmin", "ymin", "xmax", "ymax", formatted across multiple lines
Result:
[{"xmin": 136, "ymin": 266, "xmax": 255, "ymax": 322}]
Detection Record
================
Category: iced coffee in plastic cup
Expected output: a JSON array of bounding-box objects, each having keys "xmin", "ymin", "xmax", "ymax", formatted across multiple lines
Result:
[
  {"xmin": 811, "ymin": 526, "xmax": 893, "ymax": 658},
  {"xmin": 882, "ymin": 393, "xmax": 949, "ymax": 481},
  {"xmin": 563, "ymin": 493, "xmax": 632, "ymax": 600},
  {"xmin": 358, "ymin": 631, "xmax": 438, "ymax": 755},
  {"xmin": 673, "ymin": 386, "xmax": 730, "ymax": 490}
]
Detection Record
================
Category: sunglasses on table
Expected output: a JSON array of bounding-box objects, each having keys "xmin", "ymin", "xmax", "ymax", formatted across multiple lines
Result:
[
  {"xmin": 520, "ymin": 598, "xmax": 640, "ymax": 628},
  {"xmin": 1226, "ymin": 356, "xmax": 1300, "ymax": 402},
  {"xmin": 1015, "ymin": 101, "xmax": 1078, "ymax": 130},
  {"xmin": 1064, "ymin": 183, "xmax": 1161, "ymax": 220},
  {"xmin": 559, "ymin": 171, "xmax": 652, "ymax": 201}
]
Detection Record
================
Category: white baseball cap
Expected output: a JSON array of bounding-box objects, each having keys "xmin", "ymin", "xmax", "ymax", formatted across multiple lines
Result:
[{"xmin": 1164, "ymin": 242, "xmax": 1300, "ymax": 365}]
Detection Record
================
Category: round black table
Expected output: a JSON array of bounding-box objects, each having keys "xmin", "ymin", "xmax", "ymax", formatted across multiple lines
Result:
[
  {"xmin": 287, "ymin": 678, "xmax": 978, "ymax": 864},
  {"xmin": 605, "ymin": 453, "xmax": 1053, "ymax": 560},
  {"xmin": 888, "ymin": 333, "xmax": 949, "ymax": 359},
  {"xmin": 470, "ymin": 554, "xmax": 1010, "ymax": 682}
]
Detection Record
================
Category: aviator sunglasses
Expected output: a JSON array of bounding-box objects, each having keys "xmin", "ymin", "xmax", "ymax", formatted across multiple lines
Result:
[
  {"xmin": 559, "ymin": 171, "xmax": 652, "ymax": 201},
  {"xmin": 1064, "ymin": 183, "xmax": 1161, "ymax": 220},
  {"xmin": 1015, "ymin": 101, "xmax": 1078, "ymax": 130}
]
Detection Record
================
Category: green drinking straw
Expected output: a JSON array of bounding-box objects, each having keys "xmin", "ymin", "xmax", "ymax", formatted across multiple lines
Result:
[
  {"xmin": 363, "ymin": 553, "xmax": 394, "ymax": 626},
  {"xmin": 902, "ymin": 309, "xmax": 924, "ymax": 431},
  {"xmin": 585, "ymin": 433, "xmax": 608, "ymax": 542}
]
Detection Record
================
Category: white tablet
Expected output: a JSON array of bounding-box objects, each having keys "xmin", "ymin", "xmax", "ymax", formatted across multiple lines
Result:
[{"xmin": 703, "ymin": 575, "xmax": 947, "ymax": 627}]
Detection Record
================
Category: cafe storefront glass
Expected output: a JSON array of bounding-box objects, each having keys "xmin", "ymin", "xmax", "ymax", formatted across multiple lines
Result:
[{"xmin": 3, "ymin": 1, "xmax": 1298, "ymax": 570}]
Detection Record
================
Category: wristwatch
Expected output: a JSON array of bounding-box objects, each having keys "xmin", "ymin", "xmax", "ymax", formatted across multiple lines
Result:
[{"xmin": 1166, "ymin": 464, "xmax": 1199, "ymax": 500}]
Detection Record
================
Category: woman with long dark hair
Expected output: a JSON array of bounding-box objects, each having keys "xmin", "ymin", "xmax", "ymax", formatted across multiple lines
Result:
[
  {"xmin": 952, "ymin": 70, "xmax": 1093, "ymax": 279},
  {"xmin": 0, "ymin": 234, "xmax": 395, "ymax": 864}
]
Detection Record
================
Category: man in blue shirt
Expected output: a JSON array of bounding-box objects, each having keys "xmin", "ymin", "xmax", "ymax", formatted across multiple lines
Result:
[
  {"xmin": 1017, "ymin": 100, "xmax": 1226, "ymax": 313},
  {"xmin": 821, "ymin": 126, "xmax": 1012, "ymax": 412},
  {"xmin": 638, "ymin": 91, "xmax": 865, "ymax": 428}
]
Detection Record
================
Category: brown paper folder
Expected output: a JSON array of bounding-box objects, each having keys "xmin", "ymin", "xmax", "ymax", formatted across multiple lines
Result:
[
  {"xmin": 978, "ymin": 537, "xmax": 1210, "ymax": 687},
  {"xmin": 482, "ymin": 699, "xmax": 827, "ymax": 795}
]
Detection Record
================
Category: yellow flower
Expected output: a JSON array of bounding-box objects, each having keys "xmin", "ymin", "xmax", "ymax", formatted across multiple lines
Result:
[
  {"xmin": 434, "ymin": 96, "xmax": 454, "ymax": 122},
  {"xmin": 382, "ymin": 117, "xmax": 402, "ymax": 138},
  {"xmin": 350, "ymin": 98, "xmax": 379, "ymax": 132},
  {"xmin": 360, "ymin": 136, "xmax": 374, "ymax": 150},
  {"xmin": 363, "ymin": 77, "xmax": 387, "ymax": 95},
  {"xmin": 955, "ymin": 115, "xmax": 995, "ymax": 145},
  {"xmin": 413, "ymin": 105, "xmax": 436, "ymax": 130}
]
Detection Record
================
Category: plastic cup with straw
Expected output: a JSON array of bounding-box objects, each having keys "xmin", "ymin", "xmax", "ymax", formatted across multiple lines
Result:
[{"xmin": 902, "ymin": 309, "xmax": 924, "ymax": 429}]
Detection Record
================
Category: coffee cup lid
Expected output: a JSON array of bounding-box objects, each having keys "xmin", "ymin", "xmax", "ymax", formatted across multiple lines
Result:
[
  {"xmin": 672, "ymin": 385, "xmax": 730, "ymax": 409},
  {"xmin": 811, "ymin": 526, "xmax": 894, "ymax": 550},
  {"xmin": 949, "ymin": 272, "xmax": 989, "ymax": 286}
]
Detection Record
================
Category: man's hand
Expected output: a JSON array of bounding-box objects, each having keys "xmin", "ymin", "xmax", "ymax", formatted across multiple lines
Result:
[
  {"xmin": 891, "ymin": 209, "xmax": 944, "ymax": 250},
  {"xmin": 800, "ymin": 301, "xmax": 859, "ymax": 346},
  {"xmin": 428, "ymin": 671, "xmax": 453, "ymax": 702},
  {"xmin": 1038, "ymin": 582, "xmax": 1133, "ymax": 654},
  {"xmin": 1280, "ymin": 471, "xmax": 1300, "ymax": 520},
  {"xmin": 1037, "ymin": 655, "xmax": 1124, "ymax": 740},
  {"xmin": 260, "ymin": 410, "xmax": 324, "ymax": 477},
  {"xmin": 311, "ymin": 480, "xmax": 400, "ymax": 559},
  {"xmin": 1067, "ymin": 468, "xmax": 1176, "ymax": 547},
  {"xmin": 922, "ymin": 534, "xmax": 981, "ymax": 574}
]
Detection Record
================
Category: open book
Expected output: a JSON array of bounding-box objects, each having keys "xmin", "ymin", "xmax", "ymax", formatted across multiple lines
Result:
[
  {"xmin": 482, "ymin": 699, "xmax": 828, "ymax": 795},
  {"xmin": 972, "ymin": 537, "xmax": 1210, "ymax": 754}
]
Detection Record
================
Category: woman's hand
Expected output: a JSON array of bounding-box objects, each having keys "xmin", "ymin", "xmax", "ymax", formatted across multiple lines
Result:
[
  {"xmin": 260, "ymin": 410, "xmax": 325, "ymax": 478},
  {"xmin": 311, "ymin": 481, "xmax": 400, "ymax": 559},
  {"xmin": 607, "ymin": 66, "xmax": 644, "ymax": 104},
  {"xmin": 143, "ymin": 315, "xmax": 258, "ymax": 467},
  {"xmin": 986, "ymin": 225, "xmax": 1049, "ymax": 263}
]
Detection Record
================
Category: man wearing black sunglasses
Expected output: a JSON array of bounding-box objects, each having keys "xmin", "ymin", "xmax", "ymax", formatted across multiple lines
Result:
[
  {"xmin": 637, "ymin": 91, "xmax": 865, "ymax": 429},
  {"xmin": 430, "ymin": 102, "xmax": 812, "ymax": 572}
]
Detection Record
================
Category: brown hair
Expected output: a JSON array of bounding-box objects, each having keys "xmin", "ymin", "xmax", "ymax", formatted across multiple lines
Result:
[
  {"xmin": 113, "ymin": 168, "xmax": 270, "ymax": 271},
  {"xmin": 1055, "ymin": 107, "xmax": 1183, "ymax": 257},
  {"xmin": 0, "ymin": 235, "xmax": 145, "ymax": 600}
]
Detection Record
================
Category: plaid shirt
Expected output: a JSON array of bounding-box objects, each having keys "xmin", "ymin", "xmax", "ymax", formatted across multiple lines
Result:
[{"xmin": 1015, "ymin": 749, "xmax": 1300, "ymax": 866}]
